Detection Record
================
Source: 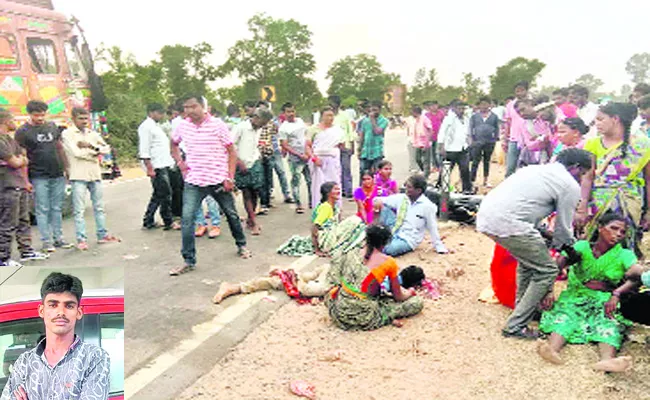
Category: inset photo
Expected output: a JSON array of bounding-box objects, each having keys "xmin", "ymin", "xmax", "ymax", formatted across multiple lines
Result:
[{"xmin": 0, "ymin": 266, "xmax": 124, "ymax": 400}]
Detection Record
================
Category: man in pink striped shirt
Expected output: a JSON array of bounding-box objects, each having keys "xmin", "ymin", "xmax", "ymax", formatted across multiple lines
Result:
[{"xmin": 168, "ymin": 94, "xmax": 250, "ymax": 276}]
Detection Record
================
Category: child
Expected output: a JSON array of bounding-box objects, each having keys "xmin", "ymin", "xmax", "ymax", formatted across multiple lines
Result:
[
  {"xmin": 0, "ymin": 109, "xmax": 48, "ymax": 266},
  {"xmin": 550, "ymin": 118, "xmax": 588, "ymax": 162},
  {"xmin": 354, "ymin": 170, "xmax": 379, "ymax": 224},
  {"xmin": 374, "ymin": 160, "xmax": 398, "ymax": 197}
]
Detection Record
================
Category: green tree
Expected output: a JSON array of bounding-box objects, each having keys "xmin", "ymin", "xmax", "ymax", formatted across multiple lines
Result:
[
  {"xmin": 218, "ymin": 13, "xmax": 321, "ymax": 109},
  {"xmin": 461, "ymin": 72, "xmax": 485, "ymax": 104},
  {"xmin": 407, "ymin": 68, "xmax": 441, "ymax": 105},
  {"xmin": 618, "ymin": 84, "xmax": 633, "ymax": 101},
  {"xmin": 488, "ymin": 57, "xmax": 546, "ymax": 102},
  {"xmin": 158, "ymin": 42, "xmax": 219, "ymax": 101},
  {"xmin": 326, "ymin": 54, "xmax": 401, "ymax": 101},
  {"xmin": 626, "ymin": 53, "xmax": 650, "ymax": 84},
  {"xmin": 573, "ymin": 74, "xmax": 604, "ymax": 95}
]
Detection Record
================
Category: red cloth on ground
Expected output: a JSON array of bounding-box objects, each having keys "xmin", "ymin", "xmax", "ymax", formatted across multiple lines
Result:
[
  {"xmin": 271, "ymin": 269, "xmax": 312, "ymax": 305},
  {"xmin": 490, "ymin": 243, "xmax": 517, "ymax": 309}
]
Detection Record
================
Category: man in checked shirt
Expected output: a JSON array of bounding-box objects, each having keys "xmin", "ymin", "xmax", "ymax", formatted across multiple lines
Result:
[{"xmin": 1, "ymin": 273, "xmax": 110, "ymax": 400}]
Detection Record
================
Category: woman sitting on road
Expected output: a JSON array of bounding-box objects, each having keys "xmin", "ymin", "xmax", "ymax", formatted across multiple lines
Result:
[
  {"xmin": 277, "ymin": 182, "xmax": 365, "ymax": 257},
  {"xmin": 326, "ymin": 224, "xmax": 424, "ymax": 331},
  {"xmin": 537, "ymin": 213, "xmax": 640, "ymax": 372},
  {"xmin": 374, "ymin": 160, "xmax": 398, "ymax": 197},
  {"xmin": 354, "ymin": 170, "xmax": 379, "ymax": 225}
]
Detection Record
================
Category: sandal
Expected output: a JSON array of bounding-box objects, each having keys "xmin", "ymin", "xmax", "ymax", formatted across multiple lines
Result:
[
  {"xmin": 501, "ymin": 327, "xmax": 543, "ymax": 340},
  {"xmin": 237, "ymin": 247, "xmax": 252, "ymax": 259},
  {"xmin": 169, "ymin": 264, "xmax": 195, "ymax": 276},
  {"xmin": 296, "ymin": 207, "xmax": 305, "ymax": 214},
  {"xmin": 251, "ymin": 224, "xmax": 261, "ymax": 236}
]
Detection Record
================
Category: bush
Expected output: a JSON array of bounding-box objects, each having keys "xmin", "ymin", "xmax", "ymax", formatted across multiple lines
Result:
[{"xmin": 105, "ymin": 92, "xmax": 146, "ymax": 162}]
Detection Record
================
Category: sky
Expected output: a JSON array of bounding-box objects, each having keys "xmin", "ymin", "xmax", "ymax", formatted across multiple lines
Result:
[{"xmin": 52, "ymin": 0, "xmax": 648, "ymax": 96}]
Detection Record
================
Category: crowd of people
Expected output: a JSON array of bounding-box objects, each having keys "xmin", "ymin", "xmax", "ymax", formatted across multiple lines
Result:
[
  {"xmin": 2, "ymin": 80, "xmax": 650, "ymax": 370},
  {"xmin": 477, "ymin": 81, "xmax": 650, "ymax": 373},
  {"xmin": 0, "ymin": 101, "xmax": 121, "ymax": 267}
]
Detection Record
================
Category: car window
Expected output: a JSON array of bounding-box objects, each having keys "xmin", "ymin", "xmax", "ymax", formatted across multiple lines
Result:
[
  {"xmin": 0, "ymin": 35, "xmax": 19, "ymax": 70},
  {"xmin": 100, "ymin": 313, "xmax": 124, "ymax": 396},
  {"xmin": 0, "ymin": 318, "xmax": 45, "ymax": 394},
  {"xmin": 26, "ymin": 37, "xmax": 58, "ymax": 74}
]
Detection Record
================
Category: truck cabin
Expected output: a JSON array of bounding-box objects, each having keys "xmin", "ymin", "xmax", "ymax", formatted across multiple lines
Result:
[{"xmin": 0, "ymin": 0, "xmax": 90, "ymax": 125}]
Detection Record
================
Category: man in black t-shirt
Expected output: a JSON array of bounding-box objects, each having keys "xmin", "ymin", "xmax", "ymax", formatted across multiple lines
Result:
[
  {"xmin": 0, "ymin": 109, "xmax": 49, "ymax": 266},
  {"xmin": 14, "ymin": 101, "xmax": 73, "ymax": 253}
]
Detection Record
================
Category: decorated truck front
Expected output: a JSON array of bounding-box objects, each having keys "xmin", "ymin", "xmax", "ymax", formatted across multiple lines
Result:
[{"xmin": 0, "ymin": 0, "xmax": 118, "ymax": 179}]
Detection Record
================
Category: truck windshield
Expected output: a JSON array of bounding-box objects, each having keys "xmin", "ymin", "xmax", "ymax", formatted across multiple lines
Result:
[
  {"xmin": 26, "ymin": 37, "xmax": 58, "ymax": 74},
  {"xmin": 64, "ymin": 41, "xmax": 87, "ymax": 80}
]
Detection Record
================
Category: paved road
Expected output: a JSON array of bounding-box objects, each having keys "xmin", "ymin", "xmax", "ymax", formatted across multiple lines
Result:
[{"xmin": 33, "ymin": 127, "xmax": 412, "ymax": 399}]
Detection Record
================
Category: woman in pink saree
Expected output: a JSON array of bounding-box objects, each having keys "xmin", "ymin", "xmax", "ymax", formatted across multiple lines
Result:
[{"xmin": 306, "ymin": 107, "xmax": 344, "ymax": 208}]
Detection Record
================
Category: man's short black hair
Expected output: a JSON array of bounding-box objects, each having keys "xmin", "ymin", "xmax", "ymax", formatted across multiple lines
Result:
[
  {"xmin": 282, "ymin": 102, "xmax": 294, "ymax": 111},
  {"xmin": 256, "ymin": 100, "xmax": 269, "ymax": 108},
  {"xmin": 183, "ymin": 94, "xmax": 204, "ymax": 106},
  {"xmin": 478, "ymin": 96, "xmax": 491, "ymax": 104},
  {"xmin": 407, "ymin": 173, "xmax": 427, "ymax": 193},
  {"xmin": 41, "ymin": 272, "xmax": 84, "ymax": 304},
  {"xmin": 370, "ymin": 100, "xmax": 382, "ymax": 109},
  {"xmin": 514, "ymin": 81, "xmax": 529, "ymax": 91},
  {"xmin": 328, "ymin": 95, "xmax": 341, "ymax": 107},
  {"xmin": 505, "ymin": 96, "xmax": 515, "ymax": 102},
  {"xmin": 633, "ymin": 83, "xmax": 650, "ymax": 96},
  {"xmin": 556, "ymin": 148, "xmax": 593, "ymax": 170},
  {"xmin": 411, "ymin": 105, "xmax": 423, "ymax": 114},
  {"xmin": 570, "ymin": 84, "xmax": 589, "ymax": 98},
  {"xmin": 147, "ymin": 103, "xmax": 165, "ymax": 114},
  {"xmin": 428, "ymin": 100, "xmax": 438, "ymax": 105},
  {"xmin": 638, "ymin": 95, "xmax": 650, "ymax": 110},
  {"xmin": 400, "ymin": 265, "xmax": 426, "ymax": 289},
  {"xmin": 26, "ymin": 100, "xmax": 48, "ymax": 114},
  {"xmin": 242, "ymin": 100, "xmax": 256, "ymax": 109},
  {"xmin": 71, "ymin": 107, "xmax": 89, "ymax": 118}
]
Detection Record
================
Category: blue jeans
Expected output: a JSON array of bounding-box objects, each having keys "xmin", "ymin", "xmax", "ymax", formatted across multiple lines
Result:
[
  {"xmin": 379, "ymin": 206, "xmax": 414, "ymax": 256},
  {"xmin": 506, "ymin": 141, "xmax": 520, "ymax": 177},
  {"xmin": 194, "ymin": 196, "xmax": 221, "ymax": 226},
  {"xmin": 71, "ymin": 180, "xmax": 107, "ymax": 241},
  {"xmin": 181, "ymin": 183, "xmax": 246, "ymax": 266},
  {"xmin": 32, "ymin": 177, "xmax": 66, "ymax": 245}
]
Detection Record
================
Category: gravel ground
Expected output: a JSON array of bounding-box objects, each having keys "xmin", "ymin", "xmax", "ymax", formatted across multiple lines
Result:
[{"xmin": 178, "ymin": 220, "xmax": 650, "ymax": 400}]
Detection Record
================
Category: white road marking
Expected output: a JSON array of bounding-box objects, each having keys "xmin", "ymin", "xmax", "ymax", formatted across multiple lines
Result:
[{"xmin": 124, "ymin": 254, "xmax": 317, "ymax": 399}]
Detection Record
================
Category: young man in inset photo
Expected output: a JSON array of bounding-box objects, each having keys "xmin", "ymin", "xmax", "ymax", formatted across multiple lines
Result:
[{"xmin": 1, "ymin": 272, "xmax": 110, "ymax": 400}]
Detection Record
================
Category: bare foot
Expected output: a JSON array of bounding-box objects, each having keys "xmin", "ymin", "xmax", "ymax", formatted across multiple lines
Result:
[
  {"xmin": 212, "ymin": 282, "xmax": 241, "ymax": 304},
  {"xmin": 537, "ymin": 341, "xmax": 564, "ymax": 365},
  {"xmin": 593, "ymin": 356, "xmax": 633, "ymax": 373},
  {"xmin": 392, "ymin": 319, "xmax": 404, "ymax": 328}
]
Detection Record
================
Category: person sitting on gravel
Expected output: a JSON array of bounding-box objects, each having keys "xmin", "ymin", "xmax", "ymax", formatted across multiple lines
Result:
[
  {"xmin": 373, "ymin": 173, "xmax": 448, "ymax": 256},
  {"xmin": 537, "ymin": 212, "xmax": 641, "ymax": 373},
  {"xmin": 277, "ymin": 182, "xmax": 365, "ymax": 257},
  {"xmin": 326, "ymin": 224, "xmax": 425, "ymax": 330}
]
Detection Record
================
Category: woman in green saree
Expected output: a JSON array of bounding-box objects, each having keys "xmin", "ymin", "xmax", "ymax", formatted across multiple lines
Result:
[
  {"xmin": 576, "ymin": 102, "xmax": 650, "ymax": 255},
  {"xmin": 277, "ymin": 181, "xmax": 365, "ymax": 257},
  {"xmin": 538, "ymin": 213, "xmax": 641, "ymax": 372}
]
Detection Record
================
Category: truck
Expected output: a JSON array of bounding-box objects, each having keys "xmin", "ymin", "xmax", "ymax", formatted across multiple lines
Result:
[{"xmin": 0, "ymin": 0, "xmax": 120, "ymax": 180}]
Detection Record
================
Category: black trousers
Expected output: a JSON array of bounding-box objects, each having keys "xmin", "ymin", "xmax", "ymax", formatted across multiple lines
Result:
[
  {"xmin": 471, "ymin": 142, "xmax": 496, "ymax": 182},
  {"xmin": 260, "ymin": 156, "xmax": 273, "ymax": 207},
  {"xmin": 143, "ymin": 167, "xmax": 173, "ymax": 227},
  {"xmin": 443, "ymin": 149, "xmax": 472, "ymax": 193},
  {"xmin": 169, "ymin": 167, "xmax": 184, "ymax": 219}
]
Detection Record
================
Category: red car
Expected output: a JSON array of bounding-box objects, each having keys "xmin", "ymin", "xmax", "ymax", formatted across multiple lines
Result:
[{"xmin": 0, "ymin": 289, "xmax": 124, "ymax": 400}]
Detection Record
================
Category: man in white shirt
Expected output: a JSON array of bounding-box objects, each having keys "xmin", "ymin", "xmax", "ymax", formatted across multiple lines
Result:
[
  {"xmin": 279, "ymin": 103, "xmax": 311, "ymax": 213},
  {"xmin": 232, "ymin": 108, "xmax": 273, "ymax": 235},
  {"xmin": 138, "ymin": 103, "xmax": 176, "ymax": 230},
  {"xmin": 631, "ymin": 83, "xmax": 650, "ymax": 136},
  {"xmin": 373, "ymin": 174, "xmax": 448, "ymax": 256},
  {"xmin": 570, "ymin": 85, "xmax": 600, "ymax": 138},
  {"xmin": 62, "ymin": 108, "xmax": 120, "ymax": 250},
  {"xmin": 438, "ymin": 100, "xmax": 472, "ymax": 194}
]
